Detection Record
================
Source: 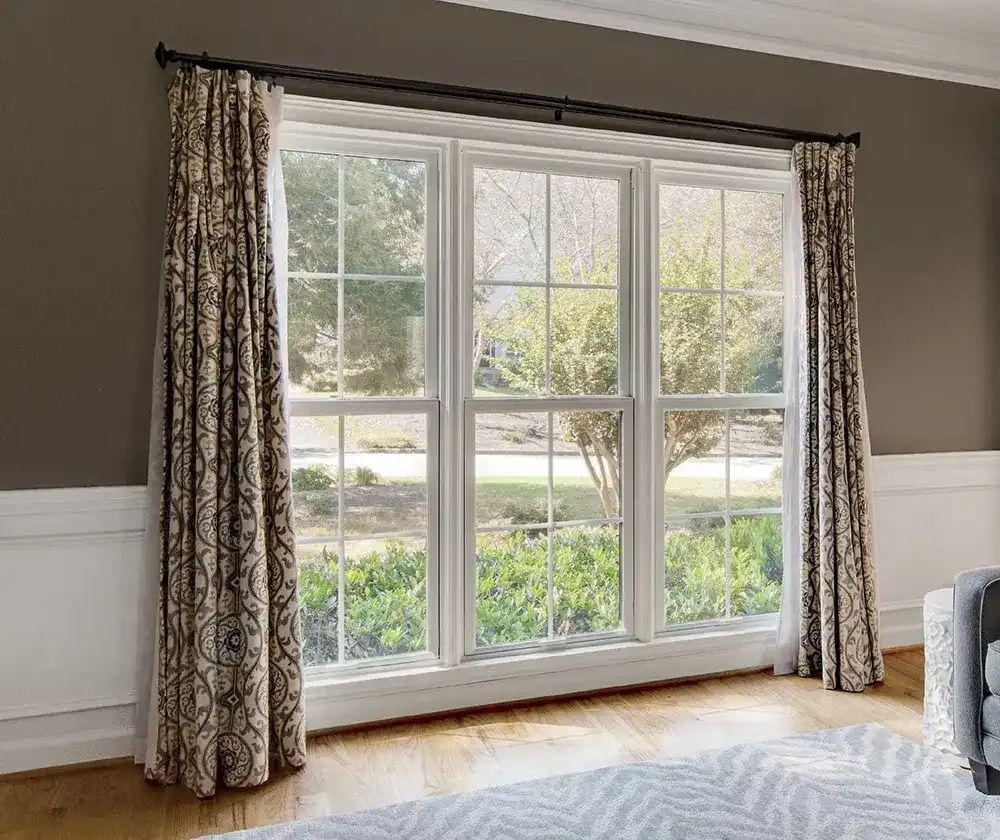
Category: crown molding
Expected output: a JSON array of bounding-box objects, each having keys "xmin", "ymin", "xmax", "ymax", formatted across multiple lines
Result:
[{"xmin": 439, "ymin": 0, "xmax": 1000, "ymax": 90}]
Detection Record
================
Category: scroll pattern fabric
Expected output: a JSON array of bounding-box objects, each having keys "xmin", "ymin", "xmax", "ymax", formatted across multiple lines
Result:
[
  {"xmin": 794, "ymin": 142, "xmax": 884, "ymax": 693},
  {"xmin": 146, "ymin": 66, "xmax": 306, "ymax": 797}
]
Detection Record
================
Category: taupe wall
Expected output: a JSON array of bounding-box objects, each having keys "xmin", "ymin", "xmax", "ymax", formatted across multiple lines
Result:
[{"xmin": 3, "ymin": 0, "xmax": 1000, "ymax": 490}]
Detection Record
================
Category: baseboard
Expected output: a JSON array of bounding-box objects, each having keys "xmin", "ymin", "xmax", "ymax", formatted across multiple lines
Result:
[
  {"xmin": 0, "ymin": 727, "xmax": 136, "ymax": 777},
  {"xmin": 2, "ymin": 451, "xmax": 994, "ymax": 774},
  {"xmin": 878, "ymin": 600, "xmax": 924, "ymax": 651},
  {"xmin": 0, "ymin": 702, "xmax": 136, "ymax": 775}
]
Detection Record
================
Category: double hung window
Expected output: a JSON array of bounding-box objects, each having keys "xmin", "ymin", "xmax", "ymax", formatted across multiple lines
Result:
[{"xmin": 280, "ymin": 105, "xmax": 792, "ymax": 676}]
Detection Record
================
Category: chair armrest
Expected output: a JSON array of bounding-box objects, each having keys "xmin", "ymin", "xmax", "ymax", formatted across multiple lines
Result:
[{"xmin": 954, "ymin": 567, "xmax": 1000, "ymax": 762}]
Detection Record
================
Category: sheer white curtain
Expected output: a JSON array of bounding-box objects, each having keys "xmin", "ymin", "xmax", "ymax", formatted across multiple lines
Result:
[
  {"xmin": 774, "ymin": 163, "xmax": 805, "ymax": 676},
  {"xmin": 265, "ymin": 84, "xmax": 290, "ymax": 410},
  {"xmin": 134, "ymin": 80, "xmax": 287, "ymax": 763}
]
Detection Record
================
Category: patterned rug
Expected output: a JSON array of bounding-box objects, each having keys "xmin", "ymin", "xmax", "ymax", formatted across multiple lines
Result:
[{"xmin": 204, "ymin": 724, "xmax": 1000, "ymax": 839}]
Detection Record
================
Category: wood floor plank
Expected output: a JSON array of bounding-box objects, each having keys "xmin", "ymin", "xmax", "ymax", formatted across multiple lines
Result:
[{"xmin": 0, "ymin": 651, "xmax": 928, "ymax": 840}]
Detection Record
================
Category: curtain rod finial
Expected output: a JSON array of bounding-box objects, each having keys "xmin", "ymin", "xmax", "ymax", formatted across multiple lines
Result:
[{"xmin": 154, "ymin": 42, "xmax": 172, "ymax": 70}]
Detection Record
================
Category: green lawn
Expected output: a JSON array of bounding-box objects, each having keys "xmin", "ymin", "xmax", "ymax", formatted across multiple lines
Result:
[{"xmin": 294, "ymin": 475, "xmax": 780, "ymax": 543}]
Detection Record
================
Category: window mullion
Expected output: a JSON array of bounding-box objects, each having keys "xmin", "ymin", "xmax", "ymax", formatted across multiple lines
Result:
[
  {"xmin": 442, "ymin": 138, "xmax": 465, "ymax": 667},
  {"xmin": 720, "ymin": 191, "xmax": 730, "ymax": 621},
  {"xmin": 337, "ymin": 415, "xmax": 346, "ymax": 664},
  {"xmin": 547, "ymin": 411, "xmax": 555, "ymax": 640},
  {"xmin": 545, "ymin": 173, "xmax": 552, "ymax": 396},
  {"xmin": 719, "ymin": 189, "xmax": 726, "ymax": 394},
  {"xmin": 724, "ymin": 411, "xmax": 732, "ymax": 620},
  {"xmin": 337, "ymin": 155, "xmax": 346, "ymax": 399}
]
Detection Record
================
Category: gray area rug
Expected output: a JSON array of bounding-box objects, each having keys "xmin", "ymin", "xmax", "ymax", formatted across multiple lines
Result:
[{"xmin": 205, "ymin": 724, "xmax": 1000, "ymax": 839}]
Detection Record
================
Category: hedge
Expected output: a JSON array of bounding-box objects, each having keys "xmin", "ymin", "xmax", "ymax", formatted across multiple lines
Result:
[{"xmin": 298, "ymin": 518, "xmax": 782, "ymax": 666}]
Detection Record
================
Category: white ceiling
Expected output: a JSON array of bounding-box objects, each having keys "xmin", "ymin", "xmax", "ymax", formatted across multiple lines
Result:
[{"xmin": 439, "ymin": 0, "xmax": 1000, "ymax": 89}]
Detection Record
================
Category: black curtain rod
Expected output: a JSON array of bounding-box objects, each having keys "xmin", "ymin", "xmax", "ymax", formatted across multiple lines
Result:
[{"xmin": 154, "ymin": 42, "xmax": 860, "ymax": 149}]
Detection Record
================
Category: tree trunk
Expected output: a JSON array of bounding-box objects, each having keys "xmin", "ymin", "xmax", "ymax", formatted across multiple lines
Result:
[
  {"xmin": 577, "ymin": 442, "xmax": 618, "ymax": 518},
  {"xmin": 472, "ymin": 325, "xmax": 485, "ymax": 374}
]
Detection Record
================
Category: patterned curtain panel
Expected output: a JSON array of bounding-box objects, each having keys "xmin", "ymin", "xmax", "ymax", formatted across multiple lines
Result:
[
  {"xmin": 794, "ymin": 142, "xmax": 884, "ymax": 693},
  {"xmin": 145, "ymin": 67, "xmax": 306, "ymax": 797}
]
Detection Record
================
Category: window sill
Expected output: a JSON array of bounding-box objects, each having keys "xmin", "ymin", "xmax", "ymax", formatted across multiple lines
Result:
[{"xmin": 303, "ymin": 618, "xmax": 777, "ymax": 733}]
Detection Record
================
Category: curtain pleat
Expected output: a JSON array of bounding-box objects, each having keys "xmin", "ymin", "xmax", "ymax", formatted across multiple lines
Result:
[
  {"xmin": 793, "ymin": 142, "xmax": 884, "ymax": 692},
  {"xmin": 144, "ymin": 66, "xmax": 305, "ymax": 797}
]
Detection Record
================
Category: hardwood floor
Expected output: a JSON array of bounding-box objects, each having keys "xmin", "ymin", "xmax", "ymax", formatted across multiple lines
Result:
[{"xmin": 0, "ymin": 650, "xmax": 925, "ymax": 840}]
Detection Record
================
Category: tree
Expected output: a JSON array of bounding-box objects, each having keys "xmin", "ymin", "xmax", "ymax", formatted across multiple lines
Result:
[
  {"xmin": 658, "ymin": 187, "xmax": 783, "ymax": 478},
  {"xmin": 282, "ymin": 152, "xmax": 426, "ymax": 395},
  {"xmin": 487, "ymin": 184, "xmax": 782, "ymax": 515},
  {"xmin": 282, "ymin": 153, "xmax": 782, "ymax": 514},
  {"xmin": 487, "ymin": 258, "xmax": 622, "ymax": 516}
]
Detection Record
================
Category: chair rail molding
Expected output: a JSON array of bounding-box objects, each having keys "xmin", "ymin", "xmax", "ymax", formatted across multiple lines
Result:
[
  {"xmin": 2, "ymin": 450, "xmax": 998, "ymax": 773},
  {"xmin": 438, "ymin": 0, "xmax": 1000, "ymax": 90}
]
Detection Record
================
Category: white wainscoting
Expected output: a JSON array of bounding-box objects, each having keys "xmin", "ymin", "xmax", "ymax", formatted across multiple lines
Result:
[
  {"xmin": 1, "ymin": 451, "xmax": 997, "ymax": 774},
  {"xmin": 0, "ymin": 486, "xmax": 144, "ymax": 773}
]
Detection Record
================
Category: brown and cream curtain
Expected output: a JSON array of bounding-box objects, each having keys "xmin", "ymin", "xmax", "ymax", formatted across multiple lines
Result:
[
  {"xmin": 793, "ymin": 142, "xmax": 884, "ymax": 692},
  {"xmin": 143, "ymin": 66, "xmax": 306, "ymax": 797}
]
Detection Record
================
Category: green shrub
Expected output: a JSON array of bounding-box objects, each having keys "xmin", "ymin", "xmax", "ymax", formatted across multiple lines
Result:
[
  {"xmin": 304, "ymin": 493, "xmax": 337, "ymax": 518},
  {"xmin": 292, "ymin": 464, "xmax": 336, "ymax": 492},
  {"xmin": 297, "ymin": 519, "xmax": 783, "ymax": 665},
  {"xmin": 501, "ymin": 429, "xmax": 528, "ymax": 445},
  {"xmin": 349, "ymin": 465, "xmax": 381, "ymax": 486},
  {"xmin": 499, "ymin": 498, "xmax": 566, "ymax": 528},
  {"xmin": 474, "ymin": 529, "xmax": 549, "ymax": 645},
  {"xmin": 355, "ymin": 432, "xmax": 415, "ymax": 451},
  {"xmin": 298, "ymin": 548, "xmax": 340, "ymax": 666},
  {"xmin": 664, "ymin": 516, "xmax": 782, "ymax": 625},
  {"xmin": 298, "ymin": 540, "xmax": 427, "ymax": 666}
]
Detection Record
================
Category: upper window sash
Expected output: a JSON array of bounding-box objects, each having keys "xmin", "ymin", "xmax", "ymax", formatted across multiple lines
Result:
[
  {"xmin": 279, "ymin": 134, "xmax": 444, "ymax": 402},
  {"xmin": 653, "ymin": 169, "xmax": 793, "ymax": 402},
  {"xmin": 461, "ymin": 150, "xmax": 634, "ymax": 401}
]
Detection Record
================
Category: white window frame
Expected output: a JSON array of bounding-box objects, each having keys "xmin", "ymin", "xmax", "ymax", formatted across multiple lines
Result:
[
  {"xmin": 281, "ymin": 96, "xmax": 797, "ymax": 731},
  {"xmin": 651, "ymin": 167, "xmax": 795, "ymax": 636},
  {"xmin": 280, "ymin": 131, "xmax": 446, "ymax": 676},
  {"xmin": 461, "ymin": 150, "xmax": 635, "ymax": 657}
]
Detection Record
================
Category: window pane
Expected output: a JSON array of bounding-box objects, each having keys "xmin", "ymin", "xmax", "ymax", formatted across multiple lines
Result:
[
  {"xmin": 725, "ymin": 293, "xmax": 782, "ymax": 394},
  {"xmin": 730, "ymin": 515, "xmax": 782, "ymax": 617},
  {"xmin": 724, "ymin": 191, "xmax": 782, "ymax": 292},
  {"xmin": 660, "ymin": 292, "xmax": 721, "ymax": 395},
  {"xmin": 281, "ymin": 150, "xmax": 339, "ymax": 273},
  {"xmin": 476, "ymin": 529, "xmax": 548, "ymax": 647},
  {"xmin": 474, "ymin": 168, "xmax": 546, "ymax": 285},
  {"xmin": 287, "ymin": 277, "xmax": 339, "ymax": 397},
  {"xmin": 550, "ymin": 175, "xmax": 619, "ymax": 285},
  {"xmin": 344, "ymin": 156, "xmax": 425, "ymax": 277},
  {"xmin": 554, "ymin": 410, "xmax": 621, "ymax": 520},
  {"xmin": 664, "ymin": 517, "xmax": 726, "ymax": 625},
  {"xmin": 664, "ymin": 411, "xmax": 725, "ymax": 516},
  {"xmin": 553, "ymin": 524, "xmax": 621, "ymax": 637},
  {"xmin": 730, "ymin": 410, "xmax": 783, "ymax": 511},
  {"xmin": 344, "ymin": 414, "xmax": 427, "ymax": 537},
  {"xmin": 475, "ymin": 412, "xmax": 548, "ymax": 527},
  {"xmin": 344, "ymin": 536, "xmax": 427, "ymax": 661},
  {"xmin": 290, "ymin": 416, "xmax": 340, "ymax": 538},
  {"xmin": 344, "ymin": 278, "xmax": 424, "ymax": 396},
  {"xmin": 550, "ymin": 287, "xmax": 618, "ymax": 396},
  {"xmin": 659, "ymin": 185, "xmax": 721, "ymax": 289},
  {"xmin": 298, "ymin": 542, "xmax": 339, "ymax": 667},
  {"xmin": 474, "ymin": 285, "xmax": 544, "ymax": 396}
]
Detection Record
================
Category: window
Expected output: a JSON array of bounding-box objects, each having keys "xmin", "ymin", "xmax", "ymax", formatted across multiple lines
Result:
[
  {"xmin": 656, "ymin": 184, "xmax": 786, "ymax": 629},
  {"xmin": 281, "ymin": 103, "xmax": 793, "ymax": 684},
  {"xmin": 466, "ymin": 157, "xmax": 632, "ymax": 652},
  {"xmin": 282, "ymin": 145, "xmax": 440, "ymax": 669}
]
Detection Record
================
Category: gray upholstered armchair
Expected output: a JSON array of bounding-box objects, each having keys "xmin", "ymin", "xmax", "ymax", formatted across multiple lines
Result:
[{"xmin": 954, "ymin": 567, "xmax": 1000, "ymax": 794}]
